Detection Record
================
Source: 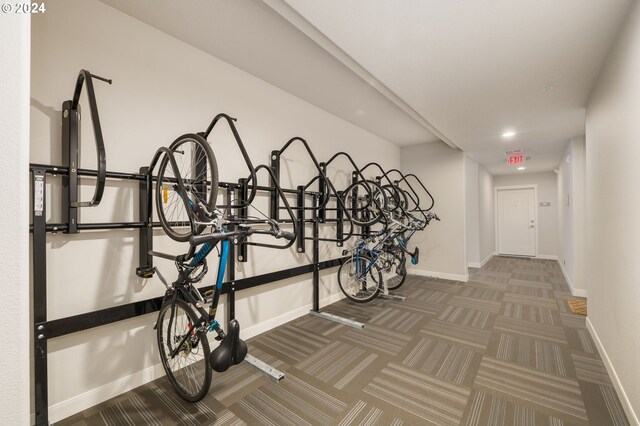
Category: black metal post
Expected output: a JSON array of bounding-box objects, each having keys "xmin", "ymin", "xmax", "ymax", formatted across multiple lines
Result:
[
  {"xmin": 32, "ymin": 169, "xmax": 48, "ymax": 426},
  {"xmin": 317, "ymin": 162, "xmax": 326, "ymax": 223},
  {"xmin": 350, "ymin": 171, "xmax": 359, "ymax": 219},
  {"xmin": 226, "ymin": 188, "xmax": 236, "ymax": 325},
  {"xmin": 336, "ymin": 190, "xmax": 344, "ymax": 246},
  {"xmin": 351, "ymin": 171, "xmax": 359, "ymax": 185},
  {"xmin": 296, "ymin": 185, "xmax": 305, "ymax": 254},
  {"xmin": 237, "ymin": 178, "xmax": 248, "ymax": 263},
  {"xmin": 269, "ymin": 151, "xmax": 280, "ymax": 220},
  {"xmin": 61, "ymin": 101, "xmax": 79, "ymax": 234},
  {"xmin": 312, "ymin": 195, "xmax": 320, "ymax": 312},
  {"xmin": 136, "ymin": 167, "xmax": 154, "ymax": 277}
]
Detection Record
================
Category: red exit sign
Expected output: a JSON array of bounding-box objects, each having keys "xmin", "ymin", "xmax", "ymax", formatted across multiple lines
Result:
[{"xmin": 508, "ymin": 155, "xmax": 523, "ymax": 165}]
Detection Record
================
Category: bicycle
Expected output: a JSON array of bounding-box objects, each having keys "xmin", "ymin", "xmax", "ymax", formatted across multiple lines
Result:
[
  {"xmin": 337, "ymin": 213, "xmax": 438, "ymax": 302},
  {"xmin": 146, "ymin": 118, "xmax": 295, "ymax": 401},
  {"xmin": 152, "ymin": 219, "xmax": 294, "ymax": 401},
  {"xmin": 376, "ymin": 212, "xmax": 439, "ymax": 290}
]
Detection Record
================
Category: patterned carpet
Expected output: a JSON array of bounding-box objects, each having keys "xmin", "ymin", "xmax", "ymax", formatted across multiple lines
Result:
[{"xmin": 57, "ymin": 257, "xmax": 630, "ymax": 425}]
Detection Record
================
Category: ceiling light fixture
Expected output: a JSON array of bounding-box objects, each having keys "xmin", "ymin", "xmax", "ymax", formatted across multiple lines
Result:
[
  {"xmin": 517, "ymin": 166, "xmax": 526, "ymax": 171},
  {"xmin": 502, "ymin": 131, "xmax": 516, "ymax": 138}
]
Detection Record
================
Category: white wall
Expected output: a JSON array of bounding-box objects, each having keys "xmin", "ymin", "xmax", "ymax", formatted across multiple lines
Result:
[
  {"xmin": 494, "ymin": 171, "xmax": 558, "ymax": 258},
  {"xmin": 585, "ymin": 0, "xmax": 640, "ymax": 421},
  {"xmin": 464, "ymin": 156, "xmax": 480, "ymax": 266},
  {"xmin": 0, "ymin": 13, "xmax": 31, "ymax": 426},
  {"xmin": 478, "ymin": 165, "xmax": 495, "ymax": 262},
  {"xmin": 400, "ymin": 142, "xmax": 468, "ymax": 280},
  {"xmin": 557, "ymin": 142, "xmax": 574, "ymax": 280},
  {"xmin": 557, "ymin": 136, "xmax": 587, "ymax": 296},
  {"xmin": 30, "ymin": 0, "xmax": 401, "ymax": 421},
  {"xmin": 465, "ymin": 156, "xmax": 496, "ymax": 268}
]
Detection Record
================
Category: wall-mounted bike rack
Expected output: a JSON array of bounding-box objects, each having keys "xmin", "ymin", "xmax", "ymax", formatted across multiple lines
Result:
[
  {"xmin": 268, "ymin": 138, "xmax": 367, "ymax": 329},
  {"xmin": 30, "ymin": 70, "xmax": 436, "ymax": 426}
]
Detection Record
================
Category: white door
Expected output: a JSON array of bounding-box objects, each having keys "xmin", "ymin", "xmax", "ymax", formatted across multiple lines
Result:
[{"xmin": 497, "ymin": 188, "xmax": 536, "ymax": 256}]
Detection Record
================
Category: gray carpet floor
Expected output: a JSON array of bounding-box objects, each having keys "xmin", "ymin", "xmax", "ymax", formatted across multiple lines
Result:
[{"xmin": 57, "ymin": 256, "xmax": 630, "ymax": 425}]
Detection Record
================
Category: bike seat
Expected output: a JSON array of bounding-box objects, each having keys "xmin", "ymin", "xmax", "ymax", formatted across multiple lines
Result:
[
  {"xmin": 209, "ymin": 319, "xmax": 248, "ymax": 373},
  {"xmin": 411, "ymin": 248, "xmax": 420, "ymax": 265},
  {"xmin": 397, "ymin": 254, "xmax": 407, "ymax": 275}
]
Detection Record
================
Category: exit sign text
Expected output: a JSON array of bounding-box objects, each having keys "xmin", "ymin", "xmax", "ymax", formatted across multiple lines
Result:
[{"xmin": 508, "ymin": 155, "xmax": 523, "ymax": 165}]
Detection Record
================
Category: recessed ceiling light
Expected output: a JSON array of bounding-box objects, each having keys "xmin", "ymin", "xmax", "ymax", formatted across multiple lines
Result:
[
  {"xmin": 502, "ymin": 131, "xmax": 516, "ymax": 138},
  {"xmin": 517, "ymin": 166, "xmax": 526, "ymax": 170}
]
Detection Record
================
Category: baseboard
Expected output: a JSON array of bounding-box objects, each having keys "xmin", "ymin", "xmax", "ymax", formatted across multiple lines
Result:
[
  {"xmin": 46, "ymin": 291, "xmax": 346, "ymax": 423},
  {"xmin": 408, "ymin": 268, "xmax": 469, "ymax": 283},
  {"xmin": 240, "ymin": 291, "xmax": 345, "ymax": 339},
  {"xmin": 557, "ymin": 259, "xmax": 588, "ymax": 298},
  {"xmin": 481, "ymin": 252, "xmax": 496, "ymax": 267},
  {"xmin": 468, "ymin": 252, "xmax": 496, "ymax": 268},
  {"xmin": 586, "ymin": 318, "xmax": 639, "ymax": 426},
  {"xmin": 536, "ymin": 254, "xmax": 559, "ymax": 260},
  {"xmin": 49, "ymin": 363, "xmax": 166, "ymax": 423}
]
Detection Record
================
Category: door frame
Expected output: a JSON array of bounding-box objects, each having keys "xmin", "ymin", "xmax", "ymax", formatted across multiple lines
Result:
[{"xmin": 494, "ymin": 184, "xmax": 538, "ymax": 257}]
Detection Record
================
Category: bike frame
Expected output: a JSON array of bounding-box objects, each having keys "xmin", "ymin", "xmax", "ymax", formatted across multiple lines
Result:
[
  {"xmin": 165, "ymin": 239, "xmax": 229, "ymax": 359},
  {"xmin": 354, "ymin": 244, "xmax": 380, "ymax": 279}
]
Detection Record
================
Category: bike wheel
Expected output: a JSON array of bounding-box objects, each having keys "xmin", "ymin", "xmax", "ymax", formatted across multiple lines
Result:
[
  {"xmin": 341, "ymin": 180, "xmax": 387, "ymax": 227},
  {"xmin": 382, "ymin": 184, "xmax": 409, "ymax": 214},
  {"xmin": 386, "ymin": 251, "xmax": 407, "ymax": 290},
  {"xmin": 401, "ymin": 188, "xmax": 420, "ymax": 212},
  {"xmin": 156, "ymin": 134, "xmax": 219, "ymax": 242},
  {"xmin": 157, "ymin": 298, "xmax": 212, "ymax": 402},
  {"xmin": 338, "ymin": 254, "xmax": 381, "ymax": 303},
  {"xmin": 369, "ymin": 250, "xmax": 407, "ymax": 290}
]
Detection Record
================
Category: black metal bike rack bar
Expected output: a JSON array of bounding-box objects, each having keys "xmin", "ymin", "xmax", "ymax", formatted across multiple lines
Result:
[
  {"xmin": 296, "ymin": 185, "xmax": 305, "ymax": 254},
  {"xmin": 62, "ymin": 69, "xmax": 111, "ymax": 234},
  {"xmin": 269, "ymin": 137, "xmax": 356, "ymax": 243},
  {"xmin": 236, "ymin": 178, "xmax": 248, "ymax": 262}
]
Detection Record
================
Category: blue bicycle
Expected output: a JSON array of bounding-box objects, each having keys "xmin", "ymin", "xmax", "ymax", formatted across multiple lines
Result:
[
  {"xmin": 153, "ymin": 220, "xmax": 293, "ymax": 401},
  {"xmin": 338, "ymin": 213, "xmax": 438, "ymax": 302},
  {"xmin": 149, "ymin": 125, "xmax": 294, "ymax": 402}
]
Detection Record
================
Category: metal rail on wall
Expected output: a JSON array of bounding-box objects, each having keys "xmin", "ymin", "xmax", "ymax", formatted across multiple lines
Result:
[{"xmin": 29, "ymin": 69, "xmax": 436, "ymax": 425}]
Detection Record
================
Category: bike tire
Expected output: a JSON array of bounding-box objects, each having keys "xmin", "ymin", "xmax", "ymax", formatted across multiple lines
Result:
[
  {"xmin": 157, "ymin": 298, "xmax": 212, "ymax": 402},
  {"xmin": 156, "ymin": 134, "xmax": 219, "ymax": 242},
  {"xmin": 341, "ymin": 180, "xmax": 387, "ymax": 227},
  {"xmin": 338, "ymin": 254, "xmax": 381, "ymax": 303},
  {"xmin": 369, "ymin": 250, "xmax": 407, "ymax": 291},
  {"xmin": 382, "ymin": 184, "xmax": 409, "ymax": 213}
]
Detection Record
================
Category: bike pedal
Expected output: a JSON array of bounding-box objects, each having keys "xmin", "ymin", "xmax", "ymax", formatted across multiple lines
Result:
[{"xmin": 135, "ymin": 266, "xmax": 155, "ymax": 278}]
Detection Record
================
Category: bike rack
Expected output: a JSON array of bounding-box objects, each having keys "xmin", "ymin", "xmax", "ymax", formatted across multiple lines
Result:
[
  {"xmin": 62, "ymin": 69, "xmax": 111, "ymax": 234},
  {"xmin": 383, "ymin": 168, "xmax": 434, "ymax": 229},
  {"xmin": 269, "ymin": 139, "xmax": 364, "ymax": 329},
  {"xmin": 29, "ymin": 71, "xmax": 436, "ymax": 425},
  {"xmin": 320, "ymin": 151, "xmax": 391, "ymax": 239}
]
